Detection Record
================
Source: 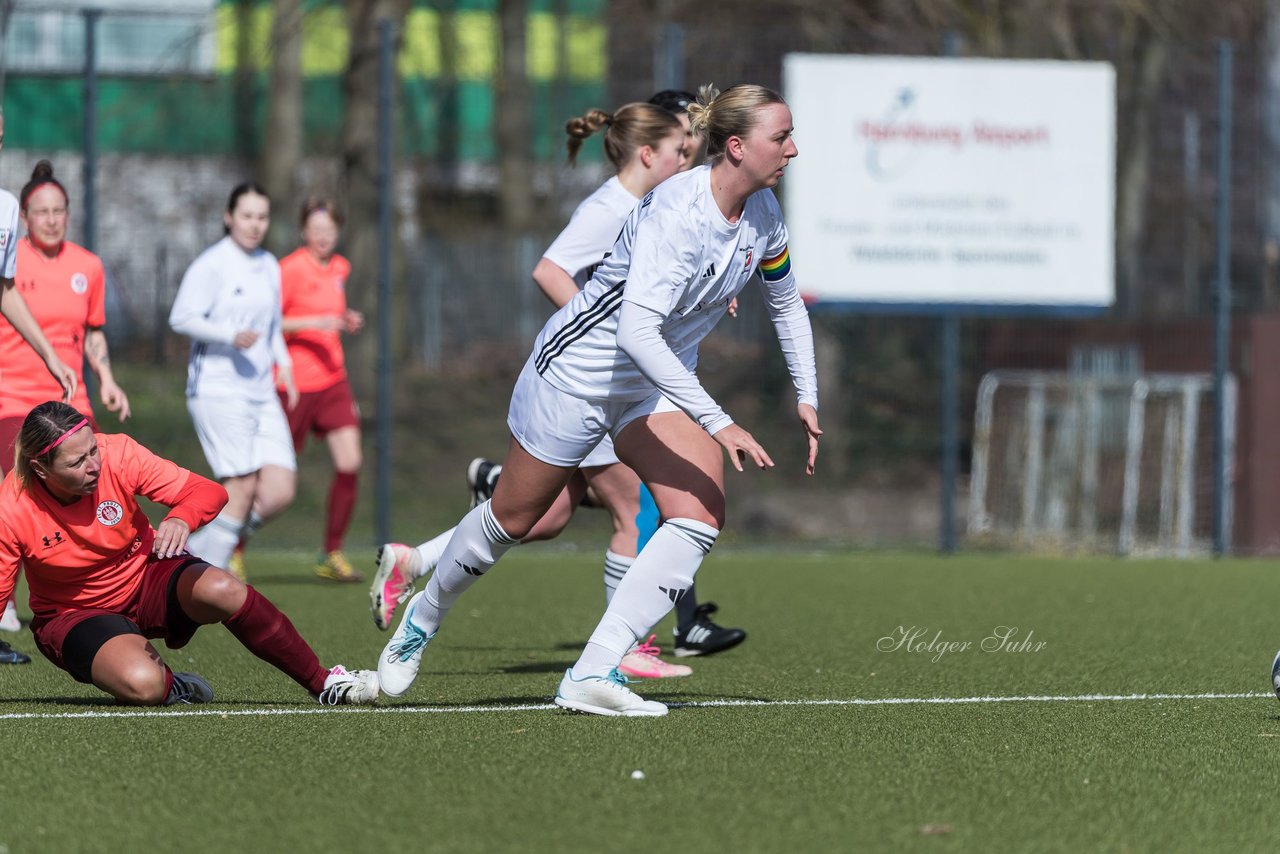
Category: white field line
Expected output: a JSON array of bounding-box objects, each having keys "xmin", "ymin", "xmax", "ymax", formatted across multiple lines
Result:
[{"xmin": 0, "ymin": 691, "xmax": 1272, "ymax": 721}]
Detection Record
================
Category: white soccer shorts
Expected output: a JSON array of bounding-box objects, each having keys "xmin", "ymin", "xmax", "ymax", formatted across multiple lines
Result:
[
  {"xmin": 507, "ymin": 356, "xmax": 680, "ymax": 468},
  {"xmin": 187, "ymin": 394, "xmax": 297, "ymax": 479}
]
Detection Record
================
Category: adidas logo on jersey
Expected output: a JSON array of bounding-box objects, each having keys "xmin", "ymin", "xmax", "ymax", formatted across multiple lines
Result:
[
  {"xmin": 700, "ymin": 263, "xmax": 717, "ymax": 279},
  {"xmin": 658, "ymin": 585, "xmax": 688, "ymax": 604}
]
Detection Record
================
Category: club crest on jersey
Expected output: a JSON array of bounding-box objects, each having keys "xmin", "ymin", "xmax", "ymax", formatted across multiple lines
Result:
[
  {"xmin": 70, "ymin": 273, "xmax": 89, "ymax": 294},
  {"xmin": 742, "ymin": 249, "xmax": 753, "ymax": 270},
  {"xmin": 96, "ymin": 500, "xmax": 124, "ymax": 527},
  {"xmin": 0, "ymin": 228, "xmax": 8, "ymax": 247}
]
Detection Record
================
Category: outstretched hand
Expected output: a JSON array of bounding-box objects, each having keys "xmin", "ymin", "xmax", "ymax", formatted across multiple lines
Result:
[
  {"xmin": 797, "ymin": 402, "xmax": 822, "ymax": 475},
  {"xmin": 713, "ymin": 423, "xmax": 774, "ymax": 472}
]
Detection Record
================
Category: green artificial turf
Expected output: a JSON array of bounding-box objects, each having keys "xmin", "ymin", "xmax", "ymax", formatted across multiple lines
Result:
[{"xmin": 4, "ymin": 550, "xmax": 1280, "ymax": 853}]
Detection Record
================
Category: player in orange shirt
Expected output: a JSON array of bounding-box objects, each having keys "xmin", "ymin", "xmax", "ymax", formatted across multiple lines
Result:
[
  {"xmin": 0, "ymin": 160, "xmax": 129, "ymax": 454},
  {"xmin": 0, "ymin": 161, "xmax": 99, "ymax": 641},
  {"xmin": 275, "ymin": 197, "xmax": 364, "ymax": 583},
  {"xmin": 0, "ymin": 401, "xmax": 380, "ymax": 705}
]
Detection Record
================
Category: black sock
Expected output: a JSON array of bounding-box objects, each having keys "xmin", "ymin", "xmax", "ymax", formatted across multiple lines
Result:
[{"xmin": 675, "ymin": 582, "xmax": 699, "ymax": 628}]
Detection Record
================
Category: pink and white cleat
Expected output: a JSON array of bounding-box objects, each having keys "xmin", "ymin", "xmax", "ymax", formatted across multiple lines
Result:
[
  {"xmin": 369, "ymin": 543, "xmax": 422, "ymax": 631},
  {"xmin": 617, "ymin": 635, "xmax": 692, "ymax": 679}
]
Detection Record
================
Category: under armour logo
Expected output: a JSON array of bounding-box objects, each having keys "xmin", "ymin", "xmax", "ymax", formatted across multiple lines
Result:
[
  {"xmin": 658, "ymin": 585, "xmax": 687, "ymax": 604},
  {"xmin": 458, "ymin": 561, "xmax": 486, "ymax": 577},
  {"xmin": 42, "ymin": 531, "xmax": 64, "ymax": 549}
]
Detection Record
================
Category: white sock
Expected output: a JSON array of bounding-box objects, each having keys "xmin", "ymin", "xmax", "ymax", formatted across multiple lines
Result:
[
  {"xmin": 186, "ymin": 511, "xmax": 244, "ymax": 570},
  {"xmin": 408, "ymin": 501, "xmax": 518, "ymax": 636},
  {"xmin": 413, "ymin": 527, "xmax": 456, "ymax": 580},
  {"xmin": 0, "ymin": 598, "xmax": 19, "ymax": 632},
  {"xmin": 239, "ymin": 511, "xmax": 265, "ymax": 543},
  {"xmin": 573, "ymin": 518, "xmax": 718, "ymax": 678},
  {"xmin": 602, "ymin": 550, "xmax": 634, "ymax": 605}
]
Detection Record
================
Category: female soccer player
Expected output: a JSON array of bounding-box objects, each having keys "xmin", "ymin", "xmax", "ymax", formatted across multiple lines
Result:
[
  {"xmin": 378, "ymin": 84, "xmax": 820, "ymax": 716},
  {"xmin": 0, "ymin": 162, "xmax": 104, "ymax": 635},
  {"xmin": 170, "ymin": 183, "xmax": 298, "ymax": 580},
  {"xmin": 453, "ymin": 90, "xmax": 749, "ymax": 660},
  {"xmin": 0, "ymin": 401, "xmax": 378, "ymax": 705},
  {"xmin": 650, "ymin": 89, "xmax": 706, "ymax": 167},
  {"xmin": 277, "ymin": 197, "xmax": 365, "ymax": 583},
  {"xmin": 0, "ymin": 161, "xmax": 129, "ymax": 455},
  {"xmin": 371, "ymin": 102, "xmax": 694, "ymax": 679}
]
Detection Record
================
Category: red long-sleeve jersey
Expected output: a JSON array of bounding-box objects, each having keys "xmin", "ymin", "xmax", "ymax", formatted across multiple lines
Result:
[{"xmin": 0, "ymin": 432, "xmax": 227, "ymax": 617}]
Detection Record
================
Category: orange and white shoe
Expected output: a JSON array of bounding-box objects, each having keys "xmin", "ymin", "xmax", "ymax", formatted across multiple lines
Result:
[
  {"xmin": 369, "ymin": 543, "xmax": 422, "ymax": 630},
  {"xmin": 617, "ymin": 635, "xmax": 692, "ymax": 679}
]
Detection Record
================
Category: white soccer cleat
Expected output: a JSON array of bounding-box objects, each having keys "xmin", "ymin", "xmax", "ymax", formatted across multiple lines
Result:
[
  {"xmin": 378, "ymin": 591, "xmax": 434, "ymax": 697},
  {"xmin": 554, "ymin": 668, "xmax": 668, "ymax": 717},
  {"xmin": 0, "ymin": 599, "xmax": 20, "ymax": 633},
  {"xmin": 319, "ymin": 665, "xmax": 380, "ymax": 705},
  {"xmin": 369, "ymin": 543, "xmax": 424, "ymax": 631}
]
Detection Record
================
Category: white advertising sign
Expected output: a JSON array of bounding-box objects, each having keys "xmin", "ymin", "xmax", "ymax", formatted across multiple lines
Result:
[{"xmin": 783, "ymin": 54, "xmax": 1115, "ymax": 309}]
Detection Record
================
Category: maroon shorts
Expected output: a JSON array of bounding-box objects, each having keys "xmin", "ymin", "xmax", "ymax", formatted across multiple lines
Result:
[
  {"xmin": 30, "ymin": 554, "xmax": 206, "ymax": 683},
  {"xmin": 0, "ymin": 412, "xmax": 98, "ymax": 475},
  {"xmin": 280, "ymin": 379, "xmax": 360, "ymax": 452}
]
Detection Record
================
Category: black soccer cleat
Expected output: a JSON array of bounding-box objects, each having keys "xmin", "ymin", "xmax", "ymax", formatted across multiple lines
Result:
[
  {"xmin": 673, "ymin": 602, "xmax": 747, "ymax": 658},
  {"xmin": 165, "ymin": 671, "xmax": 214, "ymax": 705},
  {"xmin": 467, "ymin": 458, "xmax": 502, "ymax": 509},
  {"xmin": 0, "ymin": 640, "xmax": 30, "ymax": 665}
]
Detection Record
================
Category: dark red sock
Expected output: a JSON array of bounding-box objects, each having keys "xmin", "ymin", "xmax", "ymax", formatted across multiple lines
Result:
[
  {"xmin": 324, "ymin": 471, "xmax": 359, "ymax": 553},
  {"xmin": 224, "ymin": 586, "xmax": 328, "ymax": 695},
  {"xmin": 161, "ymin": 667, "xmax": 175, "ymax": 703}
]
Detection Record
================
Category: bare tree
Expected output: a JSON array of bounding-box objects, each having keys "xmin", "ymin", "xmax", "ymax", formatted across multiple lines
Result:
[
  {"xmin": 260, "ymin": 0, "xmax": 305, "ymax": 254},
  {"xmin": 497, "ymin": 0, "xmax": 535, "ymax": 230},
  {"xmin": 232, "ymin": 0, "xmax": 259, "ymax": 162}
]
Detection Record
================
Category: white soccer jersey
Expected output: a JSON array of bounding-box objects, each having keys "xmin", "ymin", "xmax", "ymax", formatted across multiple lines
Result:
[
  {"xmin": 169, "ymin": 236, "xmax": 290, "ymax": 402},
  {"xmin": 542, "ymin": 176, "xmax": 637, "ymax": 287},
  {"xmin": 0, "ymin": 190, "xmax": 18, "ymax": 280},
  {"xmin": 532, "ymin": 163, "xmax": 817, "ymax": 433}
]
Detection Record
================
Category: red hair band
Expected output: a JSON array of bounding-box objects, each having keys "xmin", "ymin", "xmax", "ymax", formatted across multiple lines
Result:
[
  {"xmin": 36, "ymin": 418, "xmax": 88, "ymax": 458},
  {"xmin": 20, "ymin": 178, "xmax": 67, "ymax": 210}
]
